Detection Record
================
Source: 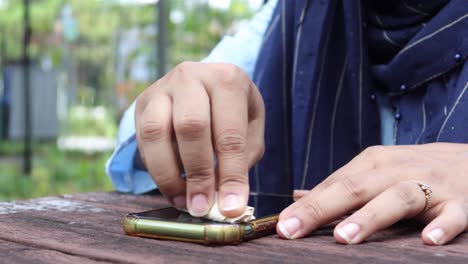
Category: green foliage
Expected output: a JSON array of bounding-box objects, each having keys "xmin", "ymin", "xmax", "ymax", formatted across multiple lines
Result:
[
  {"xmin": 0, "ymin": 0, "xmax": 257, "ymax": 105},
  {"xmin": 64, "ymin": 105, "xmax": 117, "ymax": 138},
  {"xmin": 0, "ymin": 142, "xmax": 113, "ymax": 201},
  {"xmin": 0, "ymin": 0, "xmax": 258, "ymax": 201},
  {"xmin": 0, "ymin": 140, "xmax": 23, "ymax": 155},
  {"xmin": 170, "ymin": 0, "xmax": 255, "ymax": 64},
  {"xmin": 0, "ymin": 105, "xmax": 116, "ymax": 201}
]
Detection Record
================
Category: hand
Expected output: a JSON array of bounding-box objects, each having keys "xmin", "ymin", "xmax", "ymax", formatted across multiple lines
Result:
[
  {"xmin": 135, "ymin": 62, "xmax": 265, "ymax": 218},
  {"xmin": 278, "ymin": 143, "xmax": 468, "ymax": 245}
]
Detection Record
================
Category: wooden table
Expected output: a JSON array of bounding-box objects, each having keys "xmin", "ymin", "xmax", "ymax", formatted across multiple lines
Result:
[{"xmin": 0, "ymin": 192, "xmax": 467, "ymax": 263}]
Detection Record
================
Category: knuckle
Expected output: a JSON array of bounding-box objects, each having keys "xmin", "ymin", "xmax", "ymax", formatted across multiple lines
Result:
[
  {"xmin": 135, "ymin": 89, "xmax": 154, "ymax": 114},
  {"xmin": 355, "ymin": 210, "xmax": 378, "ymax": 226},
  {"xmin": 362, "ymin": 145, "xmax": 393, "ymax": 166},
  {"xmin": 154, "ymin": 175, "xmax": 179, "ymax": 194},
  {"xmin": 340, "ymin": 177, "xmax": 367, "ymax": 200},
  {"xmin": 362, "ymin": 145, "xmax": 386, "ymax": 158},
  {"xmin": 174, "ymin": 115, "xmax": 208, "ymax": 141},
  {"xmin": 316, "ymin": 178, "xmax": 336, "ymax": 191},
  {"xmin": 419, "ymin": 166, "xmax": 435, "ymax": 178},
  {"xmin": 135, "ymin": 93, "xmax": 145, "ymax": 111},
  {"xmin": 137, "ymin": 147, "xmax": 147, "ymax": 168},
  {"xmin": 218, "ymin": 174, "xmax": 248, "ymax": 188},
  {"xmin": 175, "ymin": 61, "xmax": 196, "ymax": 75},
  {"xmin": 215, "ymin": 129, "xmax": 247, "ymax": 155},
  {"xmin": 256, "ymin": 143, "xmax": 265, "ymax": 161},
  {"xmin": 185, "ymin": 163, "xmax": 214, "ymax": 184},
  {"xmin": 139, "ymin": 121, "xmax": 167, "ymax": 143},
  {"xmin": 168, "ymin": 61, "xmax": 197, "ymax": 82},
  {"xmin": 301, "ymin": 202, "xmax": 327, "ymax": 226},
  {"xmin": 216, "ymin": 64, "xmax": 249, "ymax": 89},
  {"xmin": 450, "ymin": 203, "xmax": 467, "ymax": 229},
  {"xmin": 250, "ymin": 140, "xmax": 265, "ymax": 164},
  {"xmin": 407, "ymin": 166, "xmax": 435, "ymax": 180},
  {"xmin": 395, "ymin": 182, "xmax": 419, "ymax": 211}
]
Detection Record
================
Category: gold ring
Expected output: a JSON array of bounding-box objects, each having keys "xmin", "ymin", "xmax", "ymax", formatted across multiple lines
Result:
[{"xmin": 412, "ymin": 180, "xmax": 432, "ymax": 211}]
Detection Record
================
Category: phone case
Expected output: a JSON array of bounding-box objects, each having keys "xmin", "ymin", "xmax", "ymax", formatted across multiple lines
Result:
[{"xmin": 123, "ymin": 208, "xmax": 278, "ymax": 245}]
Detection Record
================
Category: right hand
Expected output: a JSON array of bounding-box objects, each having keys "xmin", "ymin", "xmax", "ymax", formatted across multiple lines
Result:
[{"xmin": 135, "ymin": 62, "xmax": 265, "ymax": 218}]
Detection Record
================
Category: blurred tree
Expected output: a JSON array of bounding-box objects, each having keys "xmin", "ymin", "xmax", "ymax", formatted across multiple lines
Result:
[{"xmin": 0, "ymin": 0, "xmax": 257, "ymax": 108}]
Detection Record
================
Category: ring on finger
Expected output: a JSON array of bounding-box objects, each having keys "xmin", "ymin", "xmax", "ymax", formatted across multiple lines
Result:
[{"xmin": 411, "ymin": 180, "xmax": 432, "ymax": 211}]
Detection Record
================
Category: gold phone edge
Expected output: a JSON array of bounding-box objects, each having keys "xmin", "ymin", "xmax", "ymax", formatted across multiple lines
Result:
[{"xmin": 123, "ymin": 213, "xmax": 279, "ymax": 245}]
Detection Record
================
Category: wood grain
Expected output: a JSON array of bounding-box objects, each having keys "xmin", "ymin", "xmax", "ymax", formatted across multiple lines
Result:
[
  {"xmin": 0, "ymin": 239, "xmax": 110, "ymax": 264},
  {"xmin": 0, "ymin": 192, "xmax": 467, "ymax": 264}
]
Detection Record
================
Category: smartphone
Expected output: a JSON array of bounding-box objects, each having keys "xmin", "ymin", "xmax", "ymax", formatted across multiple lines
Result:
[{"xmin": 123, "ymin": 207, "xmax": 279, "ymax": 245}]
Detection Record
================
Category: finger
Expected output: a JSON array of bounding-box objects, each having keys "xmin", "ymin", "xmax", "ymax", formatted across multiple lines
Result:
[
  {"xmin": 136, "ymin": 92, "xmax": 186, "ymax": 208},
  {"xmin": 287, "ymin": 157, "xmax": 374, "ymax": 208},
  {"xmin": 207, "ymin": 65, "xmax": 251, "ymax": 217},
  {"xmin": 333, "ymin": 181, "xmax": 426, "ymax": 244},
  {"xmin": 293, "ymin": 190, "xmax": 309, "ymax": 201},
  {"xmin": 297, "ymin": 147, "xmax": 387, "ymax": 202},
  {"xmin": 422, "ymin": 201, "xmax": 467, "ymax": 245},
  {"xmin": 310, "ymin": 145, "xmax": 403, "ymax": 196},
  {"xmin": 173, "ymin": 80, "xmax": 215, "ymax": 217},
  {"xmin": 277, "ymin": 168, "xmax": 398, "ymax": 239},
  {"xmin": 246, "ymin": 83, "xmax": 265, "ymax": 168}
]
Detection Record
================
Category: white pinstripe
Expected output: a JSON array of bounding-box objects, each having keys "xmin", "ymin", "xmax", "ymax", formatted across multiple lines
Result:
[
  {"xmin": 398, "ymin": 13, "xmax": 468, "ymax": 56},
  {"xmin": 281, "ymin": 0, "xmax": 292, "ymax": 190},
  {"xmin": 254, "ymin": 164, "xmax": 260, "ymax": 210},
  {"xmin": 291, "ymin": 0, "xmax": 310, "ymax": 94},
  {"xmin": 443, "ymin": 74, "xmax": 449, "ymax": 89},
  {"xmin": 253, "ymin": 4, "xmax": 282, "ymax": 211},
  {"xmin": 358, "ymin": 2, "xmax": 364, "ymax": 150},
  {"xmin": 415, "ymin": 102, "xmax": 426, "ymax": 144},
  {"xmin": 375, "ymin": 15, "xmax": 403, "ymax": 48},
  {"xmin": 249, "ymin": 192, "xmax": 292, "ymax": 198},
  {"xmin": 253, "ymin": 12, "xmax": 281, "ymax": 212},
  {"xmin": 401, "ymin": 0, "xmax": 430, "ymax": 16},
  {"xmin": 436, "ymin": 81, "xmax": 468, "ymax": 141},
  {"xmin": 253, "ymin": 15, "xmax": 280, "ymax": 86},
  {"xmin": 410, "ymin": 61, "xmax": 463, "ymax": 90},
  {"xmin": 329, "ymin": 55, "xmax": 349, "ymax": 173},
  {"xmin": 261, "ymin": 14, "xmax": 280, "ymax": 47},
  {"xmin": 393, "ymin": 115, "xmax": 399, "ymax": 145},
  {"xmin": 300, "ymin": 6, "xmax": 334, "ymax": 189}
]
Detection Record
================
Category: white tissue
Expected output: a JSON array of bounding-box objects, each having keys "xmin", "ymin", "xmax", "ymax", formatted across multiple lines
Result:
[
  {"xmin": 204, "ymin": 195, "xmax": 255, "ymax": 223},
  {"xmin": 180, "ymin": 193, "xmax": 255, "ymax": 223}
]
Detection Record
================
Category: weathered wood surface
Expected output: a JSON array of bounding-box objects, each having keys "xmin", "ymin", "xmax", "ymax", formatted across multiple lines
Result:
[{"xmin": 0, "ymin": 192, "xmax": 467, "ymax": 264}]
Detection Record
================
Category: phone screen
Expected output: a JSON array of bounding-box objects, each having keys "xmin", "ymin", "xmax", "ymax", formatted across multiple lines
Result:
[{"xmin": 133, "ymin": 207, "xmax": 220, "ymax": 224}]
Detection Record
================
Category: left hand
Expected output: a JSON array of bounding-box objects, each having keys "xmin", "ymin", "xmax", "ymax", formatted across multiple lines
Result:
[{"xmin": 277, "ymin": 143, "xmax": 468, "ymax": 245}]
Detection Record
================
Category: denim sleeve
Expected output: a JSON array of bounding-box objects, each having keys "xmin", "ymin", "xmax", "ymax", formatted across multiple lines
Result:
[
  {"xmin": 201, "ymin": 0, "xmax": 278, "ymax": 77},
  {"xmin": 105, "ymin": 0, "xmax": 278, "ymax": 194}
]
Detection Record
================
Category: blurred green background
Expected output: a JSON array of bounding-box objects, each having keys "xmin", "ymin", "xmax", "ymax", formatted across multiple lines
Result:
[{"xmin": 0, "ymin": 0, "xmax": 261, "ymax": 201}]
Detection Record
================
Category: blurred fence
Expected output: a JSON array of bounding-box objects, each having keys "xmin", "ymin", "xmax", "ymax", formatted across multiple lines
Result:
[{"xmin": 3, "ymin": 63, "xmax": 57, "ymax": 140}]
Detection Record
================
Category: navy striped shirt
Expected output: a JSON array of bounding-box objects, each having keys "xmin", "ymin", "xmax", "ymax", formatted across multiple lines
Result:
[{"xmin": 251, "ymin": 0, "xmax": 468, "ymax": 216}]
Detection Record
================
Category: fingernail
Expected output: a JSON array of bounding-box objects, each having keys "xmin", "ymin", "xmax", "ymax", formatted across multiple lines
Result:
[
  {"xmin": 222, "ymin": 194, "xmax": 241, "ymax": 212},
  {"xmin": 172, "ymin": 195, "xmax": 186, "ymax": 209},
  {"xmin": 427, "ymin": 228, "xmax": 444, "ymax": 245},
  {"xmin": 278, "ymin": 218, "xmax": 301, "ymax": 239},
  {"xmin": 293, "ymin": 190, "xmax": 308, "ymax": 201},
  {"xmin": 190, "ymin": 194, "xmax": 209, "ymax": 217},
  {"xmin": 293, "ymin": 190, "xmax": 307, "ymax": 194},
  {"xmin": 336, "ymin": 223, "xmax": 360, "ymax": 244}
]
